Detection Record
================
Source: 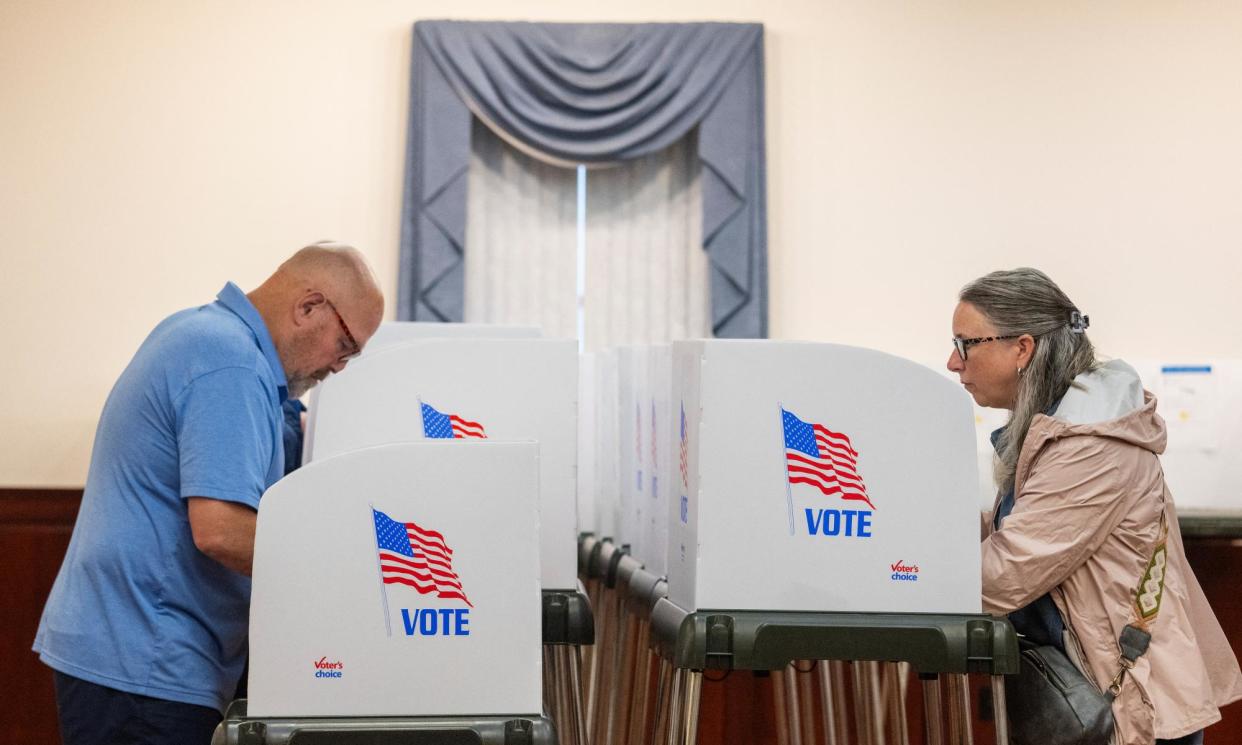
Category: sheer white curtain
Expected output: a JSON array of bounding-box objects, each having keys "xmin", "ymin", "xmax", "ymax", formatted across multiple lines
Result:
[
  {"xmin": 464, "ymin": 119, "xmax": 710, "ymax": 349},
  {"xmin": 464, "ymin": 119, "xmax": 579, "ymax": 337},
  {"xmin": 584, "ymin": 131, "xmax": 710, "ymax": 351}
]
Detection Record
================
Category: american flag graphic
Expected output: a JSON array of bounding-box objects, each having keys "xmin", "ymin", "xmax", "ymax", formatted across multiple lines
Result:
[
  {"xmin": 781, "ymin": 407, "xmax": 875, "ymax": 511},
  {"xmin": 421, "ymin": 401, "xmax": 486, "ymax": 439},
  {"xmin": 372, "ymin": 508, "xmax": 472, "ymax": 607},
  {"xmin": 679, "ymin": 402, "xmax": 689, "ymax": 490}
]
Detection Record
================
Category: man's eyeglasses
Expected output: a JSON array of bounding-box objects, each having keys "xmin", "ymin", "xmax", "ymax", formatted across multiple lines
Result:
[
  {"xmin": 952, "ymin": 334, "xmax": 1021, "ymax": 362},
  {"xmin": 325, "ymin": 299, "xmax": 361, "ymax": 361}
]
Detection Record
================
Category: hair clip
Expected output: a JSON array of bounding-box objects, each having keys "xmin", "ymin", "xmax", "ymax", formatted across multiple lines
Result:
[{"xmin": 1069, "ymin": 310, "xmax": 1090, "ymax": 334}]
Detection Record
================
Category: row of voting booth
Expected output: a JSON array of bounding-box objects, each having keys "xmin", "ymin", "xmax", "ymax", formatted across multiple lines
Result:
[
  {"xmin": 223, "ymin": 322, "xmax": 1242, "ymax": 744},
  {"xmin": 575, "ymin": 343, "xmax": 1015, "ymax": 745}
]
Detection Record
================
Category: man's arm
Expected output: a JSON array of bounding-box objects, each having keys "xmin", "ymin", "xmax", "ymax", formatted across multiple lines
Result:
[{"xmin": 188, "ymin": 497, "xmax": 257, "ymax": 576}]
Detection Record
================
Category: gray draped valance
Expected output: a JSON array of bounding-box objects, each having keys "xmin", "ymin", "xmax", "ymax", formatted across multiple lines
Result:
[{"xmin": 398, "ymin": 20, "xmax": 768, "ymax": 337}]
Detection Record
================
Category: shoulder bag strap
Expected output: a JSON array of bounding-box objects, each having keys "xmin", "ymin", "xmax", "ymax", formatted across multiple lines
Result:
[{"xmin": 1107, "ymin": 511, "xmax": 1169, "ymax": 697}]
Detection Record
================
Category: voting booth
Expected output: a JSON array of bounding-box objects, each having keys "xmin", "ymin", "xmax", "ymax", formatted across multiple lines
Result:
[
  {"xmin": 616, "ymin": 346, "xmax": 649, "ymax": 564},
  {"xmin": 365, "ymin": 320, "xmax": 540, "ymax": 351},
  {"xmin": 303, "ymin": 322, "xmax": 540, "ymax": 463},
  {"xmin": 590, "ymin": 349, "xmax": 621, "ymax": 541},
  {"xmin": 300, "ymin": 335, "xmax": 590, "ymax": 743},
  {"xmin": 576, "ymin": 353, "xmax": 598, "ymax": 539},
  {"xmin": 644, "ymin": 344, "xmax": 673, "ymax": 579},
  {"xmin": 668, "ymin": 339, "xmax": 982, "ymax": 614},
  {"xmin": 215, "ymin": 441, "xmax": 554, "ymax": 743},
  {"xmin": 628, "ymin": 340, "xmax": 1018, "ymax": 745},
  {"xmin": 305, "ymin": 338, "xmax": 579, "ymax": 592}
]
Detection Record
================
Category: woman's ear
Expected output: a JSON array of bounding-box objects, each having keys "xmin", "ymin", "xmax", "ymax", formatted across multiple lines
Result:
[{"xmin": 1016, "ymin": 334, "xmax": 1037, "ymax": 369}]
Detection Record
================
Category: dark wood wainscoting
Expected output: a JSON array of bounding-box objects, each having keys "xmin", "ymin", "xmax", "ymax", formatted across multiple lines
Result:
[
  {"xmin": 1, "ymin": 488, "xmax": 80, "ymax": 745},
  {"xmin": 1183, "ymin": 537, "xmax": 1242, "ymax": 743},
  {"xmin": 5, "ymin": 489, "xmax": 1242, "ymax": 744}
]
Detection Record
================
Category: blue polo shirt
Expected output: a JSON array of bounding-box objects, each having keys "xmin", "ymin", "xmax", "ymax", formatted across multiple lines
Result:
[{"xmin": 34, "ymin": 283, "xmax": 286, "ymax": 712}]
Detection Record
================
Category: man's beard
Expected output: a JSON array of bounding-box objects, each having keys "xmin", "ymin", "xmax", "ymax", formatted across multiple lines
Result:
[
  {"xmin": 286, "ymin": 373, "xmax": 323, "ymax": 400},
  {"xmin": 282, "ymin": 330, "xmax": 330, "ymax": 400}
]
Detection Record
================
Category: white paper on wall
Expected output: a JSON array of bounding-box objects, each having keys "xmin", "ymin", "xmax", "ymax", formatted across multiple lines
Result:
[
  {"xmin": 1130, "ymin": 359, "xmax": 1242, "ymax": 512},
  {"xmin": 962, "ymin": 359, "xmax": 1242, "ymax": 514},
  {"xmin": 1156, "ymin": 365, "xmax": 1219, "ymax": 452}
]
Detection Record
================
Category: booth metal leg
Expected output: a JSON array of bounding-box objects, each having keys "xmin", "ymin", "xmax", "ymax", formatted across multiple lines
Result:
[
  {"xmin": 677, "ymin": 670, "xmax": 702, "ymax": 745},
  {"xmin": 571, "ymin": 645, "xmax": 591, "ymax": 745},
  {"xmin": 960, "ymin": 674, "xmax": 977, "ymax": 745},
  {"xmin": 553, "ymin": 645, "xmax": 587, "ymax": 745},
  {"xmin": 883, "ymin": 663, "xmax": 910, "ymax": 745},
  {"xmin": 651, "ymin": 657, "xmax": 674, "ymax": 745},
  {"xmin": 543, "ymin": 646, "xmax": 558, "ymax": 722},
  {"xmin": 584, "ymin": 586, "xmax": 607, "ymax": 739},
  {"xmin": 850, "ymin": 661, "xmax": 885, "ymax": 745},
  {"xmin": 868, "ymin": 661, "xmax": 889, "ymax": 745},
  {"xmin": 626, "ymin": 621, "xmax": 654, "ymax": 745},
  {"xmin": 602, "ymin": 607, "xmax": 635, "ymax": 745},
  {"xmin": 611, "ymin": 613, "xmax": 640, "ymax": 745},
  {"xmin": 585, "ymin": 577, "xmax": 603, "ymax": 628},
  {"xmin": 589, "ymin": 587, "xmax": 621, "ymax": 745},
  {"xmin": 664, "ymin": 665, "xmax": 685, "ymax": 745},
  {"xmin": 772, "ymin": 666, "xmax": 791, "ymax": 745},
  {"xmin": 942, "ymin": 675, "xmax": 957, "ymax": 744},
  {"xmin": 558, "ymin": 651, "xmax": 574, "ymax": 745},
  {"xmin": 605, "ymin": 588, "xmax": 624, "ymax": 745},
  {"xmin": 816, "ymin": 661, "xmax": 848, "ymax": 745},
  {"xmin": 920, "ymin": 675, "xmax": 945, "ymax": 745},
  {"xmin": 582, "ymin": 579, "xmax": 601, "ymax": 712},
  {"xmin": 849, "ymin": 662, "xmax": 869, "ymax": 745},
  {"xmin": 945, "ymin": 674, "xmax": 973, "ymax": 745},
  {"xmin": 781, "ymin": 665, "xmax": 804, "ymax": 745},
  {"xmin": 990, "ymin": 675, "xmax": 1010, "ymax": 745},
  {"xmin": 796, "ymin": 663, "xmax": 816, "ymax": 745},
  {"xmin": 830, "ymin": 660, "xmax": 852, "ymax": 745}
]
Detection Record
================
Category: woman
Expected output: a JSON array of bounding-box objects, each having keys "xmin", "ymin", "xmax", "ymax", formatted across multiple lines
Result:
[{"xmin": 948, "ymin": 268, "xmax": 1241, "ymax": 745}]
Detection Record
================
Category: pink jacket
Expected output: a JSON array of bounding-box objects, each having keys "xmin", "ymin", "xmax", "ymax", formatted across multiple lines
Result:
[{"xmin": 982, "ymin": 364, "xmax": 1242, "ymax": 744}]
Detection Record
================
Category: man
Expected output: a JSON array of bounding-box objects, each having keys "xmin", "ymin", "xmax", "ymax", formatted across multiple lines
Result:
[{"xmin": 34, "ymin": 242, "xmax": 385, "ymax": 744}]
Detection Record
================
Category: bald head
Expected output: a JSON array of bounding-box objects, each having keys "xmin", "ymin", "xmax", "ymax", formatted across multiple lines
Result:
[
  {"xmin": 274, "ymin": 242, "xmax": 383, "ymax": 313},
  {"xmin": 249, "ymin": 241, "xmax": 385, "ymax": 398}
]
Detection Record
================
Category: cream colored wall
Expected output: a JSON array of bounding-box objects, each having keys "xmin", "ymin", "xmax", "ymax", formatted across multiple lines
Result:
[{"xmin": 2, "ymin": 1, "xmax": 1240, "ymax": 486}]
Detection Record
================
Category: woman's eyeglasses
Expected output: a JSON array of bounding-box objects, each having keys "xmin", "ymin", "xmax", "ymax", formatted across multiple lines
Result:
[{"xmin": 952, "ymin": 334, "xmax": 1021, "ymax": 362}]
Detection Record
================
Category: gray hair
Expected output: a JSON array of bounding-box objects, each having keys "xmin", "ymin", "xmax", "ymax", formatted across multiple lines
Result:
[{"xmin": 960, "ymin": 268, "xmax": 1098, "ymax": 493}]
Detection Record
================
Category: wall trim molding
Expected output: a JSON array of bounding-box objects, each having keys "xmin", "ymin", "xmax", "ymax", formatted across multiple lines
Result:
[{"xmin": 0, "ymin": 488, "xmax": 82, "ymax": 526}]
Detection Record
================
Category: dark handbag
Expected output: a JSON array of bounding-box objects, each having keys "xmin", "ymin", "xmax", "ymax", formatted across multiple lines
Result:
[
  {"xmin": 1005, "ymin": 516, "xmax": 1167, "ymax": 745},
  {"xmin": 1006, "ymin": 638, "xmax": 1115, "ymax": 745}
]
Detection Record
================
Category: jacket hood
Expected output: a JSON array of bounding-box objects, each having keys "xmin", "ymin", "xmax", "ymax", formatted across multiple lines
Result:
[{"xmin": 1042, "ymin": 359, "xmax": 1166, "ymax": 455}]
